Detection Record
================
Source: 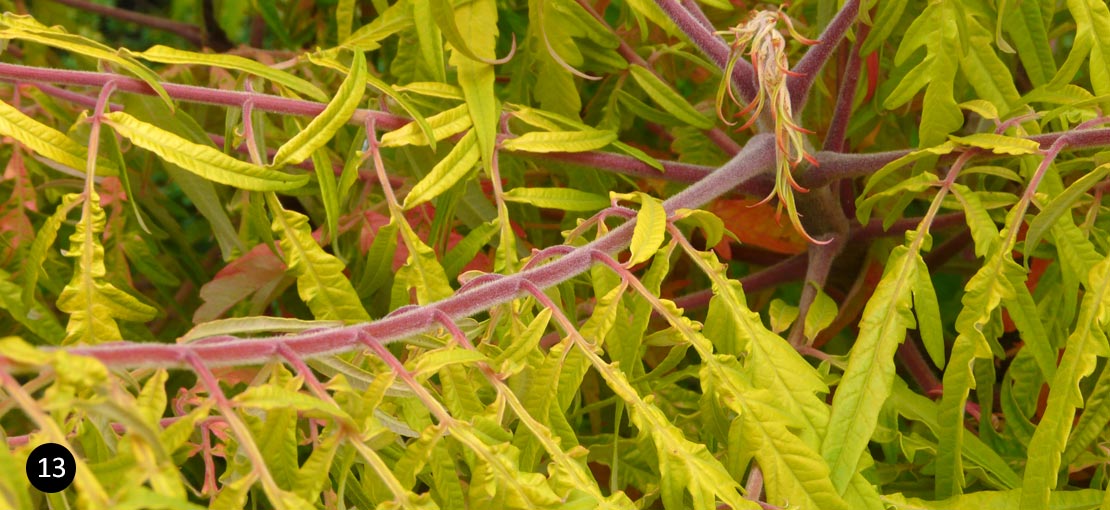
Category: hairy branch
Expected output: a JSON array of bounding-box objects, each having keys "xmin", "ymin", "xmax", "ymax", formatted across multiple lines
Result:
[
  {"xmin": 823, "ymin": 23, "xmax": 869, "ymax": 152},
  {"xmin": 48, "ymin": 136, "xmax": 774, "ymax": 369},
  {"xmin": 787, "ymin": 0, "xmax": 860, "ymax": 111}
]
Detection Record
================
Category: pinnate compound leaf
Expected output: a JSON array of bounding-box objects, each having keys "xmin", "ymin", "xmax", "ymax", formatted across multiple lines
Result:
[
  {"xmin": 592, "ymin": 350, "xmax": 760, "ymax": 510},
  {"xmin": 137, "ymin": 45, "xmax": 329, "ymax": 102},
  {"xmin": 271, "ymin": 51, "xmax": 367, "ymax": 167},
  {"xmin": 503, "ymin": 187, "xmax": 609, "ymax": 211},
  {"xmin": 103, "ymin": 112, "xmax": 308, "ymax": 191},
  {"xmin": 57, "ymin": 193, "xmax": 157, "ymax": 345},
  {"xmin": 404, "ymin": 130, "xmax": 480, "ymax": 210},
  {"xmin": 267, "ymin": 195, "xmax": 370, "ymax": 322},
  {"xmin": 501, "ymin": 130, "xmax": 617, "ymax": 153},
  {"xmin": 627, "ymin": 65, "xmax": 714, "ymax": 130},
  {"xmin": 1020, "ymin": 255, "xmax": 1110, "ymax": 510},
  {"xmin": 698, "ymin": 251, "xmax": 829, "ymax": 443}
]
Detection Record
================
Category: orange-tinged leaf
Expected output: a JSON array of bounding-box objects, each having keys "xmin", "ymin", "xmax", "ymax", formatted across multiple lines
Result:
[{"xmin": 709, "ymin": 198, "xmax": 807, "ymax": 255}]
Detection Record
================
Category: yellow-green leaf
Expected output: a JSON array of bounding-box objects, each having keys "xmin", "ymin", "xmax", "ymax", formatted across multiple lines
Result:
[
  {"xmin": 395, "ymin": 220, "xmax": 454, "ymax": 305},
  {"xmin": 271, "ymin": 51, "xmax": 367, "ymax": 167},
  {"xmin": 306, "ymin": 52, "xmax": 438, "ymax": 152},
  {"xmin": 57, "ymin": 193, "xmax": 157, "ymax": 345},
  {"xmin": 503, "ymin": 187, "xmax": 610, "ymax": 211},
  {"xmin": 396, "ymin": 81, "xmax": 464, "ymax": 100},
  {"xmin": 449, "ymin": 0, "xmax": 499, "ymax": 180},
  {"xmin": 339, "ymin": 0, "xmax": 413, "ymax": 51},
  {"xmin": 412, "ymin": 348, "xmax": 489, "ymax": 379},
  {"xmin": 381, "ymin": 103, "xmax": 471, "ymax": 147},
  {"xmin": 0, "ymin": 100, "xmax": 116, "ymax": 176},
  {"xmin": 337, "ymin": 0, "xmax": 356, "ymax": 42},
  {"xmin": 804, "ymin": 284, "xmax": 838, "ymax": 341},
  {"xmin": 948, "ymin": 133, "xmax": 1040, "ymax": 155},
  {"xmin": 627, "ymin": 194, "xmax": 667, "ymax": 266},
  {"xmin": 628, "ymin": 65, "xmax": 714, "ymax": 129},
  {"xmin": 501, "ymin": 130, "xmax": 617, "ymax": 153},
  {"xmin": 403, "ymin": 130, "xmax": 480, "ymax": 209},
  {"xmin": 103, "ymin": 112, "xmax": 308, "ymax": 191},
  {"xmin": 266, "ymin": 194, "xmax": 370, "ymax": 322}
]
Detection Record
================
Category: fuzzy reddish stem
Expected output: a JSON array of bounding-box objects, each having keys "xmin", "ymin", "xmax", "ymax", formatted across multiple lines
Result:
[
  {"xmin": 823, "ymin": 23, "xmax": 869, "ymax": 152},
  {"xmin": 55, "ymin": 136, "xmax": 775, "ymax": 369},
  {"xmin": 787, "ymin": 0, "xmax": 860, "ymax": 111}
]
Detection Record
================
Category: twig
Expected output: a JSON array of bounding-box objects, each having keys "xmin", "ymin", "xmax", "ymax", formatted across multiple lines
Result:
[{"xmin": 823, "ymin": 23, "xmax": 869, "ymax": 152}]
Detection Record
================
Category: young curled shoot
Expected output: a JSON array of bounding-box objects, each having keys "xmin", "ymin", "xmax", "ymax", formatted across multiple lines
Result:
[{"xmin": 716, "ymin": 9, "xmax": 824, "ymax": 244}]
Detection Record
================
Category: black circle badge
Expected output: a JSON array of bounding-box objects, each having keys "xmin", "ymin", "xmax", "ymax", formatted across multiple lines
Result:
[{"xmin": 25, "ymin": 442, "xmax": 76, "ymax": 493}]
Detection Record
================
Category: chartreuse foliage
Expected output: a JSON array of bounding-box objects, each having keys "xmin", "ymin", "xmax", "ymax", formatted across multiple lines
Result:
[{"xmin": 5, "ymin": 1, "xmax": 1110, "ymax": 510}]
